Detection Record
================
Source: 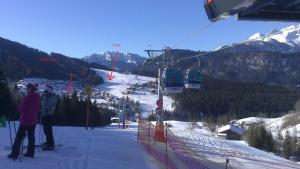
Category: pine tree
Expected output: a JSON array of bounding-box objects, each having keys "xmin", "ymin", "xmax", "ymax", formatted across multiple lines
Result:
[
  {"xmin": 294, "ymin": 144, "xmax": 300, "ymax": 159},
  {"xmin": 0, "ymin": 68, "xmax": 15, "ymax": 120},
  {"xmin": 247, "ymin": 125, "xmax": 275, "ymax": 152},
  {"xmin": 277, "ymin": 132, "xmax": 284, "ymax": 140},
  {"xmin": 265, "ymin": 131, "xmax": 275, "ymax": 152},
  {"xmin": 283, "ymin": 130, "xmax": 293, "ymax": 158}
]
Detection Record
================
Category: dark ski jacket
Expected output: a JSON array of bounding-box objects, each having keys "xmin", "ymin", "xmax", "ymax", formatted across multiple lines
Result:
[{"xmin": 41, "ymin": 93, "xmax": 57, "ymax": 117}]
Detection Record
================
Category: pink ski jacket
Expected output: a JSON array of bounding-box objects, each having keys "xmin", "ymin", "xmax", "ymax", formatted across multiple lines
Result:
[{"xmin": 18, "ymin": 92, "xmax": 41, "ymax": 126}]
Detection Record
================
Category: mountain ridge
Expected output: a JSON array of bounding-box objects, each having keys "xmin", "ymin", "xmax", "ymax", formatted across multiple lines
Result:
[
  {"xmin": 0, "ymin": 36, "xmax": 108, "ymax": 85},
  {"xmin": 82, "ymin": 51, "xmax": 146, "ymax": 72},
  {"xmin": 141, "ymin": 24, "xmax": 300, "ymax": 86}
]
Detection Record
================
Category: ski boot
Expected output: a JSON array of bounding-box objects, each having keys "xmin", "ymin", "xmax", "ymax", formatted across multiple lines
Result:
[
  {"xmin": 23, "ymin": 152, "xmax": 34, "ymax": 158},
  {"xmin": 7, "ymin": 153, "xmax": 18, "ymax": 160},
  {"xmin": 42, "ymin": 145, "xmax": 55, "ymax": 151}
]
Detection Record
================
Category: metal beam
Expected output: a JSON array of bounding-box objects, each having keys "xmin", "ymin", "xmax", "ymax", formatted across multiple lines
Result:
[
  {"xmin": 239, "ymin": 0, "xmax": 276, "ymax": 16},
  {"xmin": 281, "ymin": 0, "xmax": 300, "ymax": 9},
  {"xmin": 238, "ymin": 10, "xmax": 300, "ymax": 22}
]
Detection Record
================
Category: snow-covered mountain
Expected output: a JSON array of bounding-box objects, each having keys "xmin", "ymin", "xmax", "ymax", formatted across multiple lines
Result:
[
  {"xmin": 241, "ymin": 25, "xmax": 300, "ymax": 53},
  {"xmin": 141, "ymin": 24, "xmax": 300, "ymax": 85},
  {"xmin": 82, "ymin": 52, "xmax": 146, "ymax": 71},
  {"xmin": 248, "ymin": 25, "xmax": 300, "ymax": 46}
]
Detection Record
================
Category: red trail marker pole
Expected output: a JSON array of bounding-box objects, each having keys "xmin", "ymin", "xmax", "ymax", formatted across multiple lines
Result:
[{"xmin": 108, "ymin": 44, "xmax": 120, "ymax": 80}]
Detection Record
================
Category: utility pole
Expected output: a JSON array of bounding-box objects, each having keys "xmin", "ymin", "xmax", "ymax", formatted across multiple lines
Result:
[
  {"xmin": 118, "ymin": 100, "xmax": 121, "ymax": 128},
  {"xmin": 122, "ymin": 101, "xmax": 126, "ymax": 129},
  {"xmin": 157, "ymin": 66, "xmax": 163, "ymax": 124},
  {"xmin": 85, "ymin": 85, "xmax": 92, "ymax": 130},
  {"xmin": 145, "ymin": 49, "xmax": 166, "ymax": 142}
]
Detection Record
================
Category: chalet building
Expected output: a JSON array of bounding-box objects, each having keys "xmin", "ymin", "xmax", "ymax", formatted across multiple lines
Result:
[{"xmin": 217, "ymin": 121, "xmax": 244, "ymax": 140}]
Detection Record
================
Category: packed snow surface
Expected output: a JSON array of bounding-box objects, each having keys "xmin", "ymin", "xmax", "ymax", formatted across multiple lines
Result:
[
  {"xmin": 166, "ymin": 120, "xmax": 300, "ymax": 169},
  {"xmin": 0, "ymin": 123, "xmax": 158, "ymax": 169},
  {"xmin": 94, "ymin": 69, "xmax": 174, "ymax": 117}
]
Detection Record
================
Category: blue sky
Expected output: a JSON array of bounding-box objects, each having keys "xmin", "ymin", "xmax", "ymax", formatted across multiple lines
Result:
[{"xmin": 0, "ymin": 0, "xmax": 296, "ymax": 58}]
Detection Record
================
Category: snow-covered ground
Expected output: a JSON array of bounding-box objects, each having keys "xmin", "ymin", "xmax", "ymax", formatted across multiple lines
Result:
[
  {"xmin": 0, "ymin": 123, "xmax": 159, "ymax": 169},
  {"xmin": 94, "ymin": 69, "xmax": 174, "ymax": 117},
  {"xmin": 166, "ymin": 121, "xmax": 300, "ymax": 169},
  {"xmin": 236, "ymin": 113, "xmax": 300, "ymax": 138}
]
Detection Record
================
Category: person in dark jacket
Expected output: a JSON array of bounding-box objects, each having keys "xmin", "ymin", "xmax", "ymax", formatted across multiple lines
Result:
[
  {"xmin": 41, "ymin": 85, "xmax": 57, "ymax": 151},
  {"xmin": 7, "ymin": 84, "xmax": 41, "ymax": 159}
]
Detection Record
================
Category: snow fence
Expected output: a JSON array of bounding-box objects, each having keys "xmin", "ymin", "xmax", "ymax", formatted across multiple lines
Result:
[{"xmin": 138, "ymin": 121, "xmax": 226, "ymax": 169}]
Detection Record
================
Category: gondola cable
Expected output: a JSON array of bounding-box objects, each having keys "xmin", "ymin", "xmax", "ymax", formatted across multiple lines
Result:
[{"xmin": 171, "ymin": 22, "xmax": 216, "ymax": 49}]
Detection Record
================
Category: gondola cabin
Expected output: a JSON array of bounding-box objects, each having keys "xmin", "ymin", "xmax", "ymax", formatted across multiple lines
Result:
[
  {"xmin": 162, "ymin": 68, "xmax": 184, "ymax": 93},
  {"xmin": 184, "ymin": 70, "xmax": 202, "ymax": 89}
]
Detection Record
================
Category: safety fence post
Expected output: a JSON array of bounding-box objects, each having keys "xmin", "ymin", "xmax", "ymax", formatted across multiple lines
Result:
[
  {"xmin": 137, "ymin": 119, "xmax": 140, "ymax": 143},
  {"xmin": 148, "ymin": 122, "xmax": 150, "ymax": 154},
  {"xmin": 154, "ymin": 121, "xmax": 157, "ymax": 145},
  {"xmin": 165, "ymin": 123, "xmax": 168, "ymax": 169}
]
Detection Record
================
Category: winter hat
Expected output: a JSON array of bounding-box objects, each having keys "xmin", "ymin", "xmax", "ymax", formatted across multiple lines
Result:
[
  {"xmin": 26, "ymin": 83, "xmax": 37, "ymax": 91},
  {"xmin": 46, "ymin": 85, "xmax": 54, "ymax": 93}
]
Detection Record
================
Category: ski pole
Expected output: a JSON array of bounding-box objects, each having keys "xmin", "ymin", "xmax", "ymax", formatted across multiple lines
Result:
[
  {"xmin": 39, "ymin": 116, "xmax": 43, "ymax": 146},
  {"xmin": 13, "ymin": 121, "xmax": 17, "ymax": 135},
  {"xmin": 38, "ymin": 124, "xmax": 40, "ymax": 146},
  {"xmin": 41, "ymin": 123, "xmax": 44, "ymax": 148},
  {"xmin": 7, "ymin": 119, "xmax": 13, "ymax": 148},
  {"xmin": 20, "ymin": 138, "xmax": 23, "ymax": 161},
  {"xmin": 14, "ymin": 121, "xmax": 22, "ymax": 161},
  {"xmin": 38, "ymin": 123, "xmax": 42, "ymax": 151}
]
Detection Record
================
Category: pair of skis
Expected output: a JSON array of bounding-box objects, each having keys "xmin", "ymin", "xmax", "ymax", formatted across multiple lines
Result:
[{"xmin": 4, "ymin": 144, "xmax": 63, "ymax": 151}]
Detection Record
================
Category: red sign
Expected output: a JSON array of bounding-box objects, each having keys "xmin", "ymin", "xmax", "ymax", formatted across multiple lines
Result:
[
  {"xmin": 156, "ymin": 99, "xmax": 163, "ymax": 107},
  {"xmin": 39, "ymin": 56, "xmax": 59, "ymax": 62},
  {"xmin": 66, "ymin": 74, "xmax": 74, "ymax": 93},
  {"xmin": 108, "ymin": 43, "xmax": 120, "ymax": 80}
]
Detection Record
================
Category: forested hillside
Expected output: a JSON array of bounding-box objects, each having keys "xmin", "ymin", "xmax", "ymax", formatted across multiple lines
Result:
[
  {"xmin": 53, "ymin": 92, "xmax": 114, "ymax": 127},
  {"xmin": 0, "ymin": 37, "xmax": 108, "ymax": 85},
  {"xmin": 169, "ymin": 76, "xmax": 300, "ymax": 122}
]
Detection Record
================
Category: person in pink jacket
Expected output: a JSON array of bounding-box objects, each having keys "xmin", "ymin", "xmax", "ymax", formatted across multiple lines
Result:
[{"xmin": 7, "ymin": 83, "xmax": 41, "ymax": 160}]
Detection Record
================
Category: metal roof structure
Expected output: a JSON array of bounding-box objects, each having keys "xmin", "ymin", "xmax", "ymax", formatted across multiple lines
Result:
[{"xmin": 204, "ymin": 0, "xmax": 300, "ymax": 22}]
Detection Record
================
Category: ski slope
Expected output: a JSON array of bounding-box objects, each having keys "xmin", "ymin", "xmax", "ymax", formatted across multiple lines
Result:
[
  {"xmin": 0, "ymin": 123, "xmax": 159, "ymax": 169},
  {"xmin": 94, "ymin": 69, "xmax": 174, "ymax": 117},
  {"xmin": 166, "ymin": 121, "xmax": 300, "ymax": 169}
]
